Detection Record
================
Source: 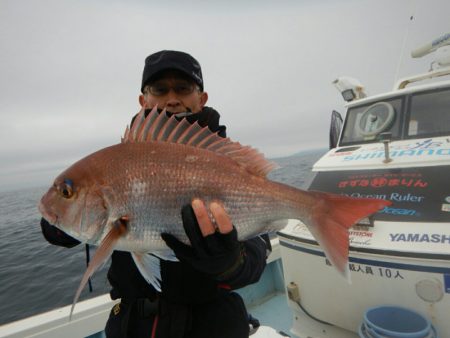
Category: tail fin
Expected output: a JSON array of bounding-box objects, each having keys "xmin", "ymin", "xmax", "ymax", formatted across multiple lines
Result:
[{"xmin": 306, "ymin": 191, "xmax": 391, "ymax": 281}]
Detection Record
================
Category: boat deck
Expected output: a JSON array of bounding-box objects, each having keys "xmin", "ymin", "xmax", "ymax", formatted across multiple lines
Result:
[
  {"xmin": 247, "ymin": 292, "xmax": 292, "ymax": 336},
  {"xmin": 237, "ymin": 253, "xmax": 292, "ymax": 336}
]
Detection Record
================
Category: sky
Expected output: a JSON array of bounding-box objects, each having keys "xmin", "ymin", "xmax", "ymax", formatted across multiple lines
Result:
[{"xmin": 0, "ymin": 0, "xmax": 449, "ymax": 192}]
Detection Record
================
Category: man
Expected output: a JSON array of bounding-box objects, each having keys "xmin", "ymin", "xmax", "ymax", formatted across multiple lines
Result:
[{"xmin": 41, "ymin": 50, "xmax": 271, "ymax": 338}]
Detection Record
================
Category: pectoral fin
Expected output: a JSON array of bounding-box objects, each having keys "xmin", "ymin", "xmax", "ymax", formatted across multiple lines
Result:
[{"xmin": 69, "ymin": 216, "xmax": 128, "ymax": 320}]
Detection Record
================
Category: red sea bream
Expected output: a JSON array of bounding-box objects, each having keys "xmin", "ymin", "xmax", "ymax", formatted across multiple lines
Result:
[{"xmin": 39, "ymin": 106, "xmax": 391, "ymax": 317}]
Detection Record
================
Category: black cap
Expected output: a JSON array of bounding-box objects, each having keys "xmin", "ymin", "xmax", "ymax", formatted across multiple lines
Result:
[{"xmin": 141, "ymin": 50, "xmax": 203, "ymax": 93}]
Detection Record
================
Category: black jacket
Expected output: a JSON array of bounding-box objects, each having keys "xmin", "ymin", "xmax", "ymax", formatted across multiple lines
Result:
[{"xmin": 41, "ymin": 107, "xmax": 270, "ymax": 338}]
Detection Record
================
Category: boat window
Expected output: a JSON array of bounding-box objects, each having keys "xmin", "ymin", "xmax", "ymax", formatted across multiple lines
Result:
[
  {"xmin": 340, "ymin": 98, "xmax": 402, "ymax": 146},
  {"xmin": 407, "ymin": 88, "xmax": 450, "ymax": 138}
]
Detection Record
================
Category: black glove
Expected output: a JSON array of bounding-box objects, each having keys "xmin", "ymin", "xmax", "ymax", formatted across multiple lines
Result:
[
  {"xmin": 161, "ymin": 205, "xmax": 244, "ymax": 280},
  {"xmin": 40, "ymin": 218, "xmax": 81, "ymax": 248}
]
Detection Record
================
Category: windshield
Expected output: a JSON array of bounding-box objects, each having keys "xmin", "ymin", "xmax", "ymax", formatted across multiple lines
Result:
[
  {"xmin": 407, "ymin": 87, "xmax": 450, "ymax": 138},
  {"xmin": 340, "ymin": 97, "xmax": 403, "ymax": 146},
  {"xmin": 339, "ymin": 86, "xmax": 450, "ymax": 146}
]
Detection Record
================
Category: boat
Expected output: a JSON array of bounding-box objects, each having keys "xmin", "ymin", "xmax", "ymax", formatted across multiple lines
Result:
[
  {"xmin": 278, "ymin": 32, "xmax": 450, "ymax": 337},
  {"xmin": 2, "ymin": 33, "xmax": 450, "ymax": 338}
]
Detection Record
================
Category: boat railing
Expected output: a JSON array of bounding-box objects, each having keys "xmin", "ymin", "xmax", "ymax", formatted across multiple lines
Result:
[
  {"xmin": 0, "ymin": 294, "xmax": 116, "ymax": 338},
  {"xmin": 394, "ymin": 67, "xmax": 450, "ymax": 90}
]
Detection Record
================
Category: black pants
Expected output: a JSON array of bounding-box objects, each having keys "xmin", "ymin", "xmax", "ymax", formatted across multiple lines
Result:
[{"xmin": 105, "ymin": 291, "xmax": 249, "ymax": 338}]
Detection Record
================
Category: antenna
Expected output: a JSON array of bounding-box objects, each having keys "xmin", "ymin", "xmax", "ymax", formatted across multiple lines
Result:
[{"xmin": 394, "ymin": 1, "xmax": 417, "ymax": 82}]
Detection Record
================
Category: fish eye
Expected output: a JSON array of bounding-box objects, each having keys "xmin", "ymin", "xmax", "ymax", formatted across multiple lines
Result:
[{"xmin": 57, "ymin": 179, "xmax": 74, "ymax": 199}]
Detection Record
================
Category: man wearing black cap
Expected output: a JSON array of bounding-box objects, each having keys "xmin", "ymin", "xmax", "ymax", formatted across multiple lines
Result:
[
  {"xmin": 40, "ymin": 50, "xmax": 271, "ymax": 338},
  {"xmin": 137, "ymin": 50, "xmax": 226, "ymax": 137}
]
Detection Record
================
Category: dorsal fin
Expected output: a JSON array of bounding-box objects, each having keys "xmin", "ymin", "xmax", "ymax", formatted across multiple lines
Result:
[{"xmin": 122, "ymin": 107, "xmax": 278, "ymax": 177}]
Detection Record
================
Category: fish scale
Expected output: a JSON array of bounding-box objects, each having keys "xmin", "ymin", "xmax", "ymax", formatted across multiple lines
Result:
[{"xmin": 98, "ymin": 141, "xmax": 291, "ymax": 251}]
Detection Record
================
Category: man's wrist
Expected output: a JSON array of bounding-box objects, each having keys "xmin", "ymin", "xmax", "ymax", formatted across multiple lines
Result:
[{"xmin": 216, "ymin": 244, "xmax": 245, "ymax": 281}]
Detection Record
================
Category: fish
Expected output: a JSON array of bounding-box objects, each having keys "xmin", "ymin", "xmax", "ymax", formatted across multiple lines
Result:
[{"xmin": 39, "ymin": 106, "xmax": 391, "ymax": 318}]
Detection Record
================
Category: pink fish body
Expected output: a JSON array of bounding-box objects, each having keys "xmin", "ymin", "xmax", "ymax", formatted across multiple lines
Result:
[{"xmin": 39, "ymin": 107, "xmax": 391, "ymax": 317}]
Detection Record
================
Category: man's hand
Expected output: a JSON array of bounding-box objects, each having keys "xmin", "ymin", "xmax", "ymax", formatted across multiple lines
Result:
[
  {"xmin": 161, "ymin": 199, "xmax": 244, "ymax": 280},
  {"xmin": 192, "ymin": 199, "xmax": 232, "ymax": 236}
]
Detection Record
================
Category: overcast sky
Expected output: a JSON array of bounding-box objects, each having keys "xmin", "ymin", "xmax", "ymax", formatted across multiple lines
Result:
[{"xmin": 1, "ymin": 0, "xmax": 449, "ymax": 191}]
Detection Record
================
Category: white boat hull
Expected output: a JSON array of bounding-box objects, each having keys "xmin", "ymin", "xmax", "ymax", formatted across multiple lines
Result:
[{"xmin": 279, "ymin": 221, "xmax": 450, "ymax": 338}]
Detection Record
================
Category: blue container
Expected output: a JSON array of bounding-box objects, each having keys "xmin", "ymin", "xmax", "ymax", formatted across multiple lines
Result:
[{"xmin": 358, "ymin": 306, "xmax": 437, "ymax": 338}]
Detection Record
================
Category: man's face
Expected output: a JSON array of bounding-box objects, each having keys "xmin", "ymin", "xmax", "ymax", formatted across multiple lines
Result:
[{"xmin": 139, "ymin": 71, "xmax": 208, "ymax": 114}]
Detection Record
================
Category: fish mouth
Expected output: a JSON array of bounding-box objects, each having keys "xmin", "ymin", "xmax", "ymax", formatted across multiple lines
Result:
[{"xmin": 38, "ymin": 200, "xmax": 58, "ymax": 225}]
